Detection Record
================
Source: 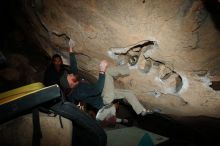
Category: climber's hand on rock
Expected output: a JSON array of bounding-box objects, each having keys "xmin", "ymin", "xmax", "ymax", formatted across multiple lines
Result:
[
  {"xmin": 69, "ymin": 39, "xmax": 76, "ymax": 52},
  {"xmin": 100, "ymin": 60, "xmax": 108, "ymax": 73}
]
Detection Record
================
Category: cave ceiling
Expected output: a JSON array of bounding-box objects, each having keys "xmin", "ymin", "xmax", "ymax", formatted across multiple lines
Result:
[{"xmin": 2, "ymin": 0, "xmax": 220, "ymax": 118}]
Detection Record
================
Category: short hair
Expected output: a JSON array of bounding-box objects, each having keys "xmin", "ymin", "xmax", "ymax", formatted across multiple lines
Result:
[{"xmin": 52, "ymin": 54, "xmax": 62, "ymax": 61}]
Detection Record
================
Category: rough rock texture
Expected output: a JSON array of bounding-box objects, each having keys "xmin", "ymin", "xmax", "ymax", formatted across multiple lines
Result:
[{"xmin": 12, "ymin": 0, "xmax": 220, "ymax": 117}]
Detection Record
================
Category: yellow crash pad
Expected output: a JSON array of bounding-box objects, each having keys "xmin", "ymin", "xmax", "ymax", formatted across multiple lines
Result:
[{"xmin": 0, "ymin": 82, "xmax": 45, "ymax": 105}]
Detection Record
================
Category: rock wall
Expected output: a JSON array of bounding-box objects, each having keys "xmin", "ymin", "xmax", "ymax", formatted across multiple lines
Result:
[{"xmin": 13, "ymin": 0, "xmax": 220, "ymax": 117}]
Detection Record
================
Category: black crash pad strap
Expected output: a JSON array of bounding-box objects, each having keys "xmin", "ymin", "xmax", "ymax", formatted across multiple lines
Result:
[{"xmin": 32, "ymin": 109, "xmax": 42, "ymax": 146}]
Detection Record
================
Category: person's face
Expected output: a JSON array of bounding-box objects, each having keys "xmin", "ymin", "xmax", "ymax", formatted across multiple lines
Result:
[
  {"xmin": 67, "ymin": 73, "xmax": 79, "ymax": 88},
  {"xmin": 52, "ymin": 57, "xmax": 62, "ymax": 70}
]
